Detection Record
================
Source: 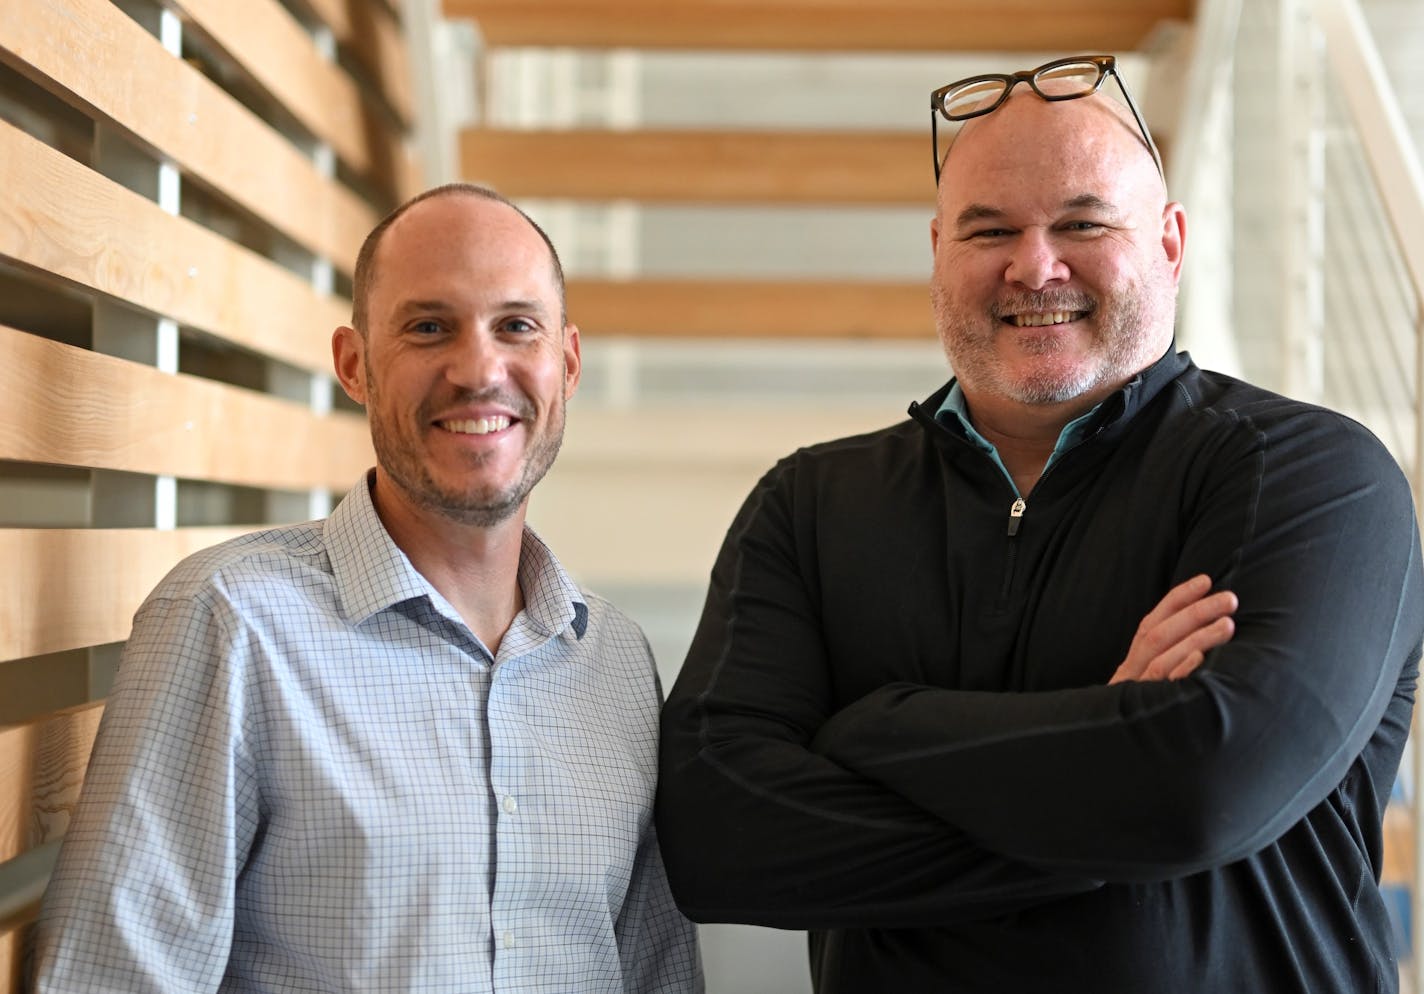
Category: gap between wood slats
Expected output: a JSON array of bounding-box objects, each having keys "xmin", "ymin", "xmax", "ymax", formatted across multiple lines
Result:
[
  {"xmin": 567, "ymin": 279, "xmax": 932, "ymax": 338},
  {"xmin": 291, "ymin": 0, "xmax": 415, "ymax": 128},
  {"xmin": 169, "ymin": 0, "xmax": 416, "ymax": 201},
  {"xmin": 0, "ymin": 528, "xmax": 256, "ymax": 662},
  {"xmin": 0, "ymin": 0, "xmax": 376, "ymax": 272},
  {"xmin": 0, "ymin": 325, "xmax": 372, "ymax": 490},
  {"xmin": 0, "ymin": 120, "xmax": 348, "ymax": 375},
  {"xmin": 444, "ymin": 0, "xmax": 1191, "ymax": 51},
  {"xmin": 462, "ymin": 129, "xmax": 931, "ymax": 204}
]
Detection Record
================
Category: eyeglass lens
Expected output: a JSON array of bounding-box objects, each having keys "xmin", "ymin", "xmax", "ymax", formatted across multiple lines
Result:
[{"xmin": 940, "ymin": 61, "xmax": 1103, "ymax": 120}]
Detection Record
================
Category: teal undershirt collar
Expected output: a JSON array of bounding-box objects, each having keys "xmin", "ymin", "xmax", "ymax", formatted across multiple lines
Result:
[{"xmin": 935, "ymin": 382, "xmax": 1102, "ymax": 498}]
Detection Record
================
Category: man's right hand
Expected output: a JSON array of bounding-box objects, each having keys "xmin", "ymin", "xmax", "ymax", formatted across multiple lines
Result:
[{"xmin": 1109, "ymin": 574, "xmax": 1237, "ymax": 685}]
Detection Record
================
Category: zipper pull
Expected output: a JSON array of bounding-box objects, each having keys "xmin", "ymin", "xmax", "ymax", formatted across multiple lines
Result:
[{"xmin": 1007, "ymin": 497, "xmax": 1026, "ymax": 536}]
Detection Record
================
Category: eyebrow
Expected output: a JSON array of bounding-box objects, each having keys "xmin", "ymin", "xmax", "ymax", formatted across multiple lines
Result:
[
  {"xmin": 391, "ymin": 298, "xmax": 550, "ymax": 319},
  {"xmin": 954, "ymin": 194, "xmax": 1125, "ymax": 229}
]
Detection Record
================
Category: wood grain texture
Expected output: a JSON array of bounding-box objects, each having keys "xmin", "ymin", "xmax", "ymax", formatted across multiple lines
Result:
[
  {"xmin": 0, "ymin": 527, "xmax": 258, "ymax": 662},
  {"xmin": 444, "ymin": 0, "xmax": 1191, "ymax": 51},
  {"xmin": 566, "ymin": 278, "xmax": 932, "ymax": 338},
  {"xmin": 0, "ymin": 325, "xmax": 373, "ymax": 489},
  {"xmin": 0, "ymin": 120, "xmax": 349, "ymax": 374},
  {"xmin": 0, "ymin": 703, "xmax": 104, "ymax": 864},
  {"xmin": 0, "ymin": 703, "xmax": 104, "ymax": 988},
  {"xmin": 169, "ymin": 0, "xmax": 415, "ymax": 200},
  {"xmin": 0, "ymin": 0, "xmax": 376, "ymax": 271},
  {"xmin": 462, "ymin": 128, "xmax": 930, "ymax": 204},
  {"xmin": 291, "ymin": 0, "xmax": 415, "ymax": 127}
]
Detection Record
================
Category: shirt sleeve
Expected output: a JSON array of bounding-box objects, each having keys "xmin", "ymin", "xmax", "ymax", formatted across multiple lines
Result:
[
  {"xmin": 812, "ymin": 410, "xmax": 1424, "ymax": 881},
  {"xmin": 657, "ymin": 462, "xmax": 1102, "ymax": 930},
  {"xmin": 32, "ymin": 587, "xmax": 258, "ymax": 994},
  {"xmin": 614, "ymin": 821, "xmax": 705, "ymax": 993}
]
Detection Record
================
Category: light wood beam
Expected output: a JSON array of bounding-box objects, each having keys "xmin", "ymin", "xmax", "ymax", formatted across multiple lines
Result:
[
  {"xmin": 567, "ymin": 278, "xmax": 932, "ymax": 339},
  {"xmin": 0, "ymin": 703, "xmax": 105, "ymax": 863},
  {"xmin": 0, "ymin": 325, "xmax": 373, "ymax": 491},
  {"xmin": 462, "ymin": 128, "xmax": 932, "ymax": 204},
  {"xmin": 0, "ymin": 120, "xmax": 348, "ymax": 374},
  {"xmin": 0, "ymin": 528, "xmax": 258, "ymax": 662},
  {"xmin": 0, "ymin": 0, "xmax": 375, "ymax": 272},
  {"xmin": 169, "ymin": 0, "xmax": 417, "ymax": 201},
  {"xmin": 444, "ymin": 0, "xmax": 1192, "ymax": 52},
  {"xmin": 290, "ymin": 0, "xmax": 415, "ymax": 127}
]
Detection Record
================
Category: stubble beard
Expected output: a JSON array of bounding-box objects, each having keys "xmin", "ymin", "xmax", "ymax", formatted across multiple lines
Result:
[
  {"xmin": 365, "ymin": 363, "xmax": 566, "ymax": 529},
  {"xmin": 932, "ymin": 275, "xmax": 1175, "ymax": 406}
]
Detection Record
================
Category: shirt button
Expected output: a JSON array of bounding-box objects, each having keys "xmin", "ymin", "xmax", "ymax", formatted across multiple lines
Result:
[
  {"xmin": 502, "ymin": 930, "xmax": 516, "ymax": 949},
  {"xmin": 502, "ymin": 795, "xmax": 518, "ymax": 815}
]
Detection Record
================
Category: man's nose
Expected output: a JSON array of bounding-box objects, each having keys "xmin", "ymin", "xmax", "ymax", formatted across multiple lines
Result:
[
  {"xmin": 1004, "ymin": 230, "xmax": 1069, "ymax": 290},
  {"xmin": 447, "ymin": 330, "xmax": 508, "ymax": 389}
]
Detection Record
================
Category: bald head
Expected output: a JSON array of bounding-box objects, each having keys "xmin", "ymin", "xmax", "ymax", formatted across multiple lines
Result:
[
  {"xmin": 939, "ymin": 88, "xmax": 1165, "ymax": 209},
  {"xmin": 351, "ymin": 183, "xmax": 566, "ymax": 335}
]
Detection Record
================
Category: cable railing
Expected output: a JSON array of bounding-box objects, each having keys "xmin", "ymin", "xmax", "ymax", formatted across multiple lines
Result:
[{"xmin": 1306, "ymin": 0, "xmax": 1424, "ymax": 987}]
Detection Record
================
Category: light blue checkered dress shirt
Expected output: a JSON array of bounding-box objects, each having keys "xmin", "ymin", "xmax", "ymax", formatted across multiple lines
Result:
[{"xmin": 33, "ymin": 473, "xmax": 702, "ymax": 993}]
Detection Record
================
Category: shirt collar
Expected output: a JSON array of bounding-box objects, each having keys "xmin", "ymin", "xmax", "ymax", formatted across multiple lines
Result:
[
  {"xmin": 327, "ymin": 471, "xmax": 587, "ymax": 640},
  {"xmin": 935, "ymin": 381, "xmax": 1104, "ymax": 465}
]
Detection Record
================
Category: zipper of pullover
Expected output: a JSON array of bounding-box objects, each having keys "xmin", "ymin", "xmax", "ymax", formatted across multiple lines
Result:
[{"xmin": 1007, "ymin": 497, "xmax": 1027, "ymax": 536}]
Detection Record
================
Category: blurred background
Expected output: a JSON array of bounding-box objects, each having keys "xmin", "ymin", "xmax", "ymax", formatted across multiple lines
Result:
[{"xmin": 3, "ymin": 0, "xmax": 1423, "ymax": 990}]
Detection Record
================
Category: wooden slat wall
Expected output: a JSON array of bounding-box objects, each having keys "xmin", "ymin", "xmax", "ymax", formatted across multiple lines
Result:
[
  {"xmin": 457, "ymin": 1, "xmax": 1170, "ymax": 339},
  {"xmin": 0, "ymin": 325, "xmax": 371, "ymax": 491},
  {"xmin": 292, "ymin": 0, "xmax": 416, "ymax": 127},
  {"xmin": 0, "ymin": 0, "xmax": 379, "ymax": 273},
  {"xmin": 0, "ymin": 0, "xmax": 412, "ymax": 984},
  {"xmin": 0, "ymin": 703, "xmax": 104, "ymax": 989}
]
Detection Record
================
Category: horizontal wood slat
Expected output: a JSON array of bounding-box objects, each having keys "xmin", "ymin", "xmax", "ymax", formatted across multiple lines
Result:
[
  {"xmin": 0, "ymin": 0, "xmax": 376, "ymax": 272},
  {"xmin": 0, "ymin": 923, "xmax": 19, "ymax": 993},
  {"xmin": 567, "ymin": 278, "xmax": 932, "ymax": 338},
  {"xmin": 1383, "ymin": 803, "xmax": 1413, "ymax": 885},
  {"xmin": 0, "ymin": 325, "xmax": 373, "ymax": 491},
  {"xmin": 0, "ymin": 120, "xmax": 349, "ymax": 374},
  {"xmin": 462, "ymin": 128, "xmax": 931, "ymax": 204},
  {"xmin": 170, "ymin": 0, "xmax": 417, "ymax": 201},
  {"xmin": 445, "ymin": 0, "xmax": 1191, "ymax": 51},
  {"xmin": 0, "ymin": 703, "xmax": 104, "ymax": 865},
  {"xmin": 0, "ymin": 527, "xmax": 258, "ymax": 662},
  {"xmin": 293, "ymin": 0, "xmax": 415, "ymax": 127}
]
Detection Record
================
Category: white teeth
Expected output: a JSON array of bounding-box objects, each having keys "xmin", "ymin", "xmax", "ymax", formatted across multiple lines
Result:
[
  {"xmin": 441, "ymin": 416, "xmax": 511, "ymax": 435},
  {"xmin": 1013, "ymin": 311, "xmax": 1083, "ymax": 327}
]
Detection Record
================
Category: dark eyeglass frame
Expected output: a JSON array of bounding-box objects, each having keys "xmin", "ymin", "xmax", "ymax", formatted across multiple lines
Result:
[{"xmin": 929, "ymin": 54, "xmax": 1164, "ymax": 186}]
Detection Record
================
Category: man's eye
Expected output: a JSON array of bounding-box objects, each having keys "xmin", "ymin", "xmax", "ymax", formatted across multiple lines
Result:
[
  {"xmin": 502, "ymin": 318, "xmax": 536, "ymax": 334},
  {"xmin": 1063, "ymin": 220, "xmax": 1103, "ymax": 232},
  {"xmin": 968, "ymin": 228, "xmax": 1012, "ymax": 240},
  {"xmin": 412, "ymin": 320, "xmax": 443, "ymax": 335}
]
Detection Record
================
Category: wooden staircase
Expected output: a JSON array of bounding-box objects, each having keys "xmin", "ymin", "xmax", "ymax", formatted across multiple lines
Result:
[{"xmin": 443, "ymin": 0, "xmax": 1193, "ymax": 342}]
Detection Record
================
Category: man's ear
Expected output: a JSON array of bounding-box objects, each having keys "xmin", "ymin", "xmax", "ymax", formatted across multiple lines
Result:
[
  {"xmin": 1161, "ymin": 202, "xmax": 1187, "ymax": 283},
  {"xmin": 930, "ymin": 215, "xmax": 941, "ymax": 255},
  {"xmin": 332, "ymin": 325, "xmax": 367, "ymax": 405},
  {"xmin": 562, "ymin": 323, "xmax": 582, "ymax": 400}
]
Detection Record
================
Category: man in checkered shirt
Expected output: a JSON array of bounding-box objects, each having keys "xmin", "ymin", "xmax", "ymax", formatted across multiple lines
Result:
[{"xmin": 34, "ymin": 184, "xmax": 703, "ymax": 994}]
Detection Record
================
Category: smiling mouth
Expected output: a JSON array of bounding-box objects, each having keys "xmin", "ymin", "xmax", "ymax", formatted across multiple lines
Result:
[
  {"xmin": 1007, "ymin": 310, "xmax": 1090, "ymax": 328},
  {"xmin": 438, "ymin": 416, "xmax": 512, "ymax": 435}
]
